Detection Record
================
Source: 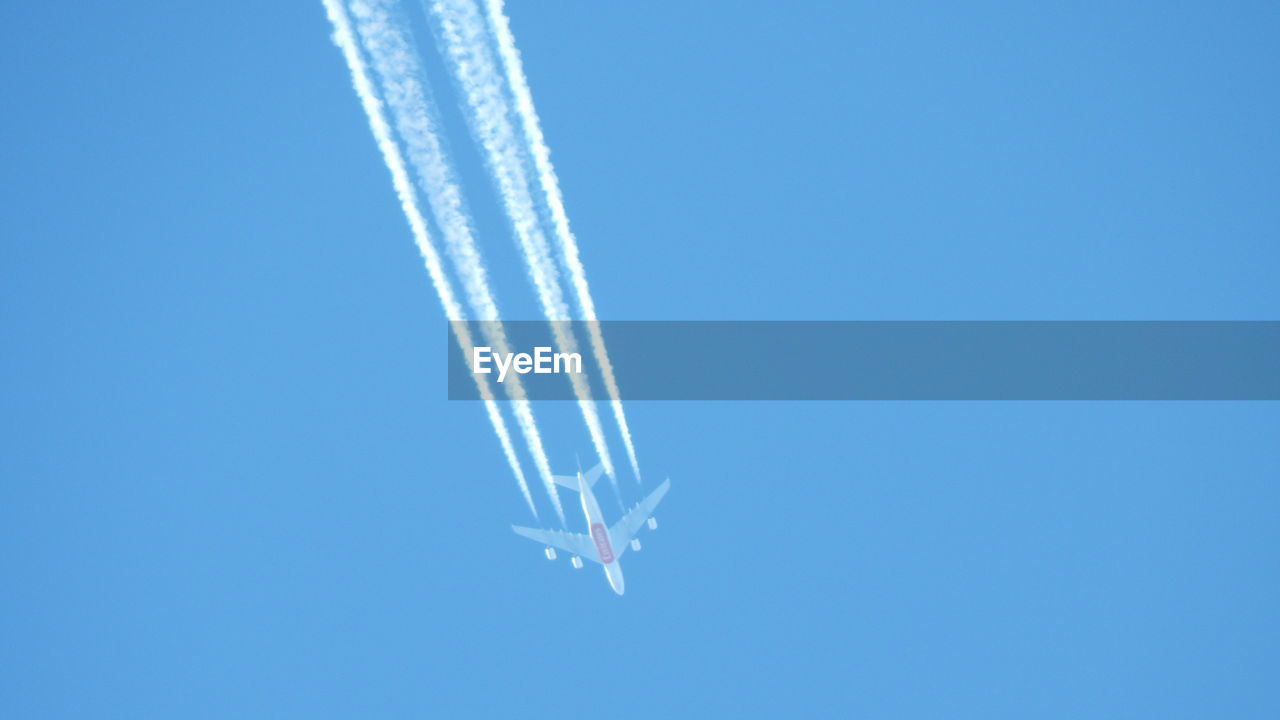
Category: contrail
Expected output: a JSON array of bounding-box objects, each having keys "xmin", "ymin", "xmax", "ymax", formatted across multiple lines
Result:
[
  {"xmin": 346, "ymin": 0, "xmax": 565, "ymax": 525},
  {"xmin": 428, "ymin": 0, "xmax": 620, "ymax": 487},
  {"xmin": 322, "ymin": 0, "xmax": 537, "ymax": 517},
  {"xmin": 482, "ymin": 0, "xmax": 642, "ymax": 483}
]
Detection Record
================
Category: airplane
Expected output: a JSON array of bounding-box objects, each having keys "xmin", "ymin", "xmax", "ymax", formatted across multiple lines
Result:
[{"xmin": 512, "ymin": 462, "xmax": 670, "ymax": 595}]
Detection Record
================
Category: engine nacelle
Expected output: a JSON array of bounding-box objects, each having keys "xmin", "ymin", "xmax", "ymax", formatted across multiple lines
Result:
[
  {"xmin": 570, "ymin": 556, "xmax": 584, "ymax": 569},
  {"xmin": 647, "ymin": 516, "xmax": 658, "ymax": 530},
  {"xmin": 630, "ymin": 538, "xmax": 642, "ymax": 552},
  {"xmin": 544, "ymin": 547, "xmax": 557, "ymax": 561}
]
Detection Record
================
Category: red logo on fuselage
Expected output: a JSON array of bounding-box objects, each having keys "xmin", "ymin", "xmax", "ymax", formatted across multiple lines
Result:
[{"xmin": 590, "ymin": 523, "xmax": 614, "ymax": 563}]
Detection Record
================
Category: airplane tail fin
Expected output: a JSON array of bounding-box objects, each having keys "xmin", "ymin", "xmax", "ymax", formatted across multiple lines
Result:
[{"xmin": 552, "ymin": 461, "xmax": 605, "ymax": 491}]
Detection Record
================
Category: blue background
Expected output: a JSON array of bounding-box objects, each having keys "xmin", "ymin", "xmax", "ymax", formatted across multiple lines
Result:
[{"xmin": 3, "ymin": 1, "xmax": 1278, "ymax": 716}]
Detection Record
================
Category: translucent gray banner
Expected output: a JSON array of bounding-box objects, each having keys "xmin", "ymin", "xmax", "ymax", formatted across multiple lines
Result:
[{"xmin": 447, "ymin": 321, "xmax": 1280, "ymax": 400}]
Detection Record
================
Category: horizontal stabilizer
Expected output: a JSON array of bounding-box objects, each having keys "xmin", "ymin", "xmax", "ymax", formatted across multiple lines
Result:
[{"xmin": 552, "ymin": 461, "xmax": 605, "ymax": 491}]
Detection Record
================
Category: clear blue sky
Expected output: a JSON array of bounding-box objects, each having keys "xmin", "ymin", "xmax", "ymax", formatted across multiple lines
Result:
[{"xmin": 3, "ymin": 1, "xmax": 1278, "ymax": 717}]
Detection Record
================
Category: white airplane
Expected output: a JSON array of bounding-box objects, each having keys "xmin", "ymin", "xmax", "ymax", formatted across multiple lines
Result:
[{"xmin": 512, "ymin": 462, "xmax": 670, "ymax": 595}]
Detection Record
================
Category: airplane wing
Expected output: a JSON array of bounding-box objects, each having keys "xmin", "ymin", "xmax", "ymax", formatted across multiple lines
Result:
[
  {"xmin": 609, "ymin": 478, "xmax": 671, "ymax": 560},
  {"xmin": 511, "ymin": 525, "xmax": 601, "ymax": 563}
]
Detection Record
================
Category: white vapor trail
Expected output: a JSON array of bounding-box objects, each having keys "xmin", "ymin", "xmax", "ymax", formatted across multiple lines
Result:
[
  {"xmin": 429, "ymin": 0, "xmax": 619, "ymax": 485},
  {"xmin": 482, "ymin": 0, "xmax": 642, "ymax": 483},
  {"xmin": 322, "ymin": 0, "xmax": 538, "ymax": 517},
  {"xmin": 346, "ymin": 0, "xmax": 565, "ymax": 525}
]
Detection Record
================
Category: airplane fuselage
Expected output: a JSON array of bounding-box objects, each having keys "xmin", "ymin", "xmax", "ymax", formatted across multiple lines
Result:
[
  {"xmin": 578, "ymin": 472, "xmax": 625, "ymax": 595},
  {"xmin": 512, "ymin": 463, "xmax": 668, "ymax": 595}
]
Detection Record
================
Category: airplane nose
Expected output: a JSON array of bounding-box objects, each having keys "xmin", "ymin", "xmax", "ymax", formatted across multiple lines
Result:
[{"xmin": 605, "ymin": 564, "xmax": 625, "ymax": 595}]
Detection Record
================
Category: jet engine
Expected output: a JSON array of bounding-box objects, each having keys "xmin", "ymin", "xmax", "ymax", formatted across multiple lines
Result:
[
  {"xmin": 630, "ymin": 538, "xmax": 642, "ymax": 552},
  {"xmin": 544, "ymin": 547, "xmax": 557, "ymax": 561},
  {"xmin": 570, "ymin": 556, "xmax": 584, "ymax": 569},
  {"xmin": 647, "ymin": 517, "xmax": 658, "ymax": 530}
]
